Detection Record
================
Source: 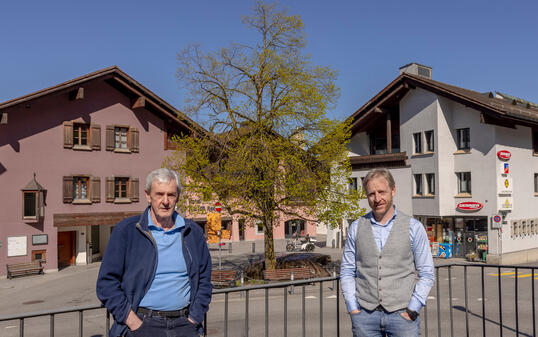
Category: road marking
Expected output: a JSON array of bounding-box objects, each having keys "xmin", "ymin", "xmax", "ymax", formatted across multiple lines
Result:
[
  {"xmin": 305, "ymin": 296, "xmax": 317, "ymax": 299},
  {"xmin": 427, "ymin": 296, "xmax": 436, "ymax": 300},
  {"xmin": 489, "ymin": 271, "xmax": 515, "ymax": 276},
  {"xmin": 477, "ymin": 298, "xmax": 487, "ymax": 302},
  {"xmin": 4, "ymin": 326, "xmax": 17, "ymax": 329},
  {"xmin": 326, "ymin": 295, "xmax": 337, "ymax": 299},
  {"xmin": 511, "ymin": 273, "xmax": 534, "ymax": 278}
]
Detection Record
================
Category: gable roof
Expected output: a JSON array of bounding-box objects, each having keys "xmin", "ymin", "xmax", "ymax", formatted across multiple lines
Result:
[
  {"xmin": 0, "ymin": 66, "xmax": 206, "ymax": 135},
  {"xmin": 349, "ymin": 73, "xmax": 538, "ymax": 133}
]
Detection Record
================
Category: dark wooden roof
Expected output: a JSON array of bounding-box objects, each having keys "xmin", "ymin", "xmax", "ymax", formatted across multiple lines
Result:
[
  {"xmin": 0, "ymin": 66, "xmax": 206, "ymax": 136},
  {"xmin": 349, "ymin": 73, "xmax": 538, "ymax": 133}
]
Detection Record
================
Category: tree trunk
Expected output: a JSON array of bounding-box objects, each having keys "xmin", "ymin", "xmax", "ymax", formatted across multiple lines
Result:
[{"xmin": 264, "ymin": 217, "xmax": 276, "ymax": 270}]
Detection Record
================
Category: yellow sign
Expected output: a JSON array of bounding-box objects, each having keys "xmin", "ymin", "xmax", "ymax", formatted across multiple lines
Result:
[{"xmin": 206, "ymin": 213, "xmax": 221, "ymax": 244}]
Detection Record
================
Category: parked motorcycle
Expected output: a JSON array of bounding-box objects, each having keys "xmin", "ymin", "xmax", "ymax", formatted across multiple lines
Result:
[{"xmin": 286, "ymin": 237, "xmax": 316, "ymax": 252}]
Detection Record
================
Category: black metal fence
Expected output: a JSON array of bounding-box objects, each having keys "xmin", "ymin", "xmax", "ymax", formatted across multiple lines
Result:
[{"xmin": 1, "ymin": 263, "xmax": 537, "ymax": 337}]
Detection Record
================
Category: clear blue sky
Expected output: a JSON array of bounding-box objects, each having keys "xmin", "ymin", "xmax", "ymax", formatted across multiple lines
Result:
[{"xmin": 1, "ymin": 0, "xmax": 537, "ymax": 121}]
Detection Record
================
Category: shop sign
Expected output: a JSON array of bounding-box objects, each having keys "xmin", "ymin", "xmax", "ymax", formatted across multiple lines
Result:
[
  {"xmin": 497, "ymin": 150, "xmax": 511, "ymax": 160},
  {"xmin": 500, "ymin": 162, "xmax": 510, "ymax": 175},
  {"xmin": 497, "ymin": 176, "xmax": 513, "ymax": 194},
  {"xmin": 457, "ymin": 201, "xmax": 483, "ymax": 211},
  {"xmin": 498, "ymin": 196, "xmax": 513, "ymax": 211}
]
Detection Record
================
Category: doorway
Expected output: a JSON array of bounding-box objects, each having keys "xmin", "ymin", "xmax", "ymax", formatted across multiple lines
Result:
[{"xmin": 58, "ymin": 231, "xmax": 75, "ymax": 269}]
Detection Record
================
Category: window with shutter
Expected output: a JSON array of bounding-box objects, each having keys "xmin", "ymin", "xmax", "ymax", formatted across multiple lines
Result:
[
  {"xmin": 63, "ymin": 122, "xmax": 74, "ymax": 148},
  {"xmin": 63, "ymin": 176, "xmax": 74, "ymax": 203},
  {"xmin": 106, "ymin": 126, "xmax": 115, "ymax": 151}
]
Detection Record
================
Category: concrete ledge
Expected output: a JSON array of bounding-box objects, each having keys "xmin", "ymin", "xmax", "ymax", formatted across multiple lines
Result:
[{"xmin": 487, "ymin": 247, "xmax": 538, "ymax": 265}]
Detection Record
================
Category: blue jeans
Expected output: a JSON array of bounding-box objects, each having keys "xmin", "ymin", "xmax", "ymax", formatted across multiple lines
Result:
[
  {"xmin": 125, "ymin": 313, "xmax": 202, "ymax": 337},
  {"xmin": 350, "ymin": 308, "xmax": 420, "ymax": 337}
]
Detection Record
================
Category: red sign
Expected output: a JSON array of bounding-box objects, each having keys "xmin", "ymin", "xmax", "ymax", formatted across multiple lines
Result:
[
  {"xmin": 497, "ymin": 150, "xmax": 511, "ymax": 160},
  {"xmin": 215, "ymin": 202, "xmax": 222, "ymax": 213},
  {"xmin": 457, "ymin": 202, "xmax": 483, "ymax": 211}
]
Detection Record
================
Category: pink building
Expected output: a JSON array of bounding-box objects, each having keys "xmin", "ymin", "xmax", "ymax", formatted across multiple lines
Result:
[{"xmin": 0, "ymin": 66, "xmax": 317, "ymax": 276}]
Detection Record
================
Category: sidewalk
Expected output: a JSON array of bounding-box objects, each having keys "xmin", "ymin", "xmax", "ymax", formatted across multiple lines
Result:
[{"xmin": 0, "ymin": 236, "xmax": 468, "ymax": 316}]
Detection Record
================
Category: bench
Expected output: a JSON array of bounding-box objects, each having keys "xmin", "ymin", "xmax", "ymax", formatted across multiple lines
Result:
[
  {"xmin": 211, "ymin": 269, "xmax": 237, "ymax": 288},
  {"xmin": 263, "ymin": 267, "xmax": 313, "ymax": 281},
  {"xmin": 6, "ymin": 261, "xmax": 44, "ymax": 279}
]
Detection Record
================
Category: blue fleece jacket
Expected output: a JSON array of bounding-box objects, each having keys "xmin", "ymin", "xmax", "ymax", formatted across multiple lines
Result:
[{"xmin": 96, "ymin": 207, "xmax": 212, "ymax": 337}]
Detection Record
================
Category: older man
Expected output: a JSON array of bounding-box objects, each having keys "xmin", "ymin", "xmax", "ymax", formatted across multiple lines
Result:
[
  {"xmin": 340, "ymin": 168, "xmax": 434, "ymax": 337},
  {"xmin": 97, "ymin": 168, "xmax": 212, "ymax": 337}
]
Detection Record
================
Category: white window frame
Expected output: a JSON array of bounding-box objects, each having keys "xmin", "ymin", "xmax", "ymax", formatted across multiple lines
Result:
[
  {"xmin": 425, "ymin": 130, "xmax": 434, "ymax": 152},
  {"xmin": 413, "ymin": 132, "xmax": 422, "ymax": 154},
  {"xmin": 414, "ymin": 174, "xmax": 423, "ymax": 195},
  {"xmin": 456, "ymin": 128, "xmax": 470, "ymax": 151},
  {"xmin": 256, "ymin": 223, "xmax": 264, "ymax": 235},
  {"xmin": 426, "ymin": 173, "xmax": 435, "ymax": 195},
  {"xmin": 457, "ymin": 172, "xmax": 472, "ymax": 194}
]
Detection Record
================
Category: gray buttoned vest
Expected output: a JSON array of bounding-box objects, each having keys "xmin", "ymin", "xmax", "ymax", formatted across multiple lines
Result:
[{"xmin": 354, "ymin": 211, "xmax": 416, "ymax": 312}]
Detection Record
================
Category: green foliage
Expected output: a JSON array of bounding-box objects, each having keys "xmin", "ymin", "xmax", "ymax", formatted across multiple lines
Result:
[{"xmin": 169, "ymin": 1, "xmax": 365, "ymax": 268}]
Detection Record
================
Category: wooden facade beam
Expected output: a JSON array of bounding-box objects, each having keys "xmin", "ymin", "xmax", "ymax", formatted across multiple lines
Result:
[
  {"xmin": 132, "ymin": 96, "xmax": 146, "ymax": 109},
  {"xmin": 69, "ymin": 87, "xmax": 84, "ymax": 100}
]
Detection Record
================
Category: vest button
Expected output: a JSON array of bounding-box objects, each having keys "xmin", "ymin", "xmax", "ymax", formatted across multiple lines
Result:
[
  {"xmin": 379, "ymin": 256, "xmax": 382, "ymax": 259},
  {"xmin": 379, "ymin": 299, "xmax": 383, "ymax": 302},
  {"xmin": 378, "ymin": 277, "xmax": 381, "ymax": 280}
]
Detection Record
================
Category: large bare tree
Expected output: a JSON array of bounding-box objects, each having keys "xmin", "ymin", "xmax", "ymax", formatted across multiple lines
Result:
[{"xmin": 169, "ymin": 2, "xmax": 363, "ymax": 269}]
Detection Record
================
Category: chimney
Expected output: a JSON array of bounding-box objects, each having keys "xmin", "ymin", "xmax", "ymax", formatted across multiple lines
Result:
[{"xmin": 399, "ymin": 63, "xmax": 432, "ymax": 79}]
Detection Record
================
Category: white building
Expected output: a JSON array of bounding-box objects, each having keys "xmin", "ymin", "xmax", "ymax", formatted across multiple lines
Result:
[{"xmin": 328, "ymin": 63, "xmax": 538, "ymax": 264}]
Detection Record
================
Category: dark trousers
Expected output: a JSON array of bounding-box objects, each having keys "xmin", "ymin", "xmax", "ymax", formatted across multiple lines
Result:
[{"xmin": 125, "ymin": 314, "xmax": 201, "ymax": 337}]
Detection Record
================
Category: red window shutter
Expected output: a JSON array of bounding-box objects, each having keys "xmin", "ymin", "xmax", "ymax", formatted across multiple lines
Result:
[
  {"xmin": 130, "ymin": 128, "xmax": 139, "ymax": 153},
  {"xmin": 90, "ymin": 176, "xmax": 101, "ymax": 203},
  {"xmin": 130, "ymin": 178, "xmax": 139, "ymax": 202},
  {"xmin": 90, "ymin": 124, "xmax": 101, "ymax": 150},
  {"xmin": 63, "ymin": 176, "xmax": 73, "ymax": 203},
  {"xmin": 63, "ymin": 122, "xmax": 74, "ymax": 148},
  {"xmin": 106, "ymin": 126, "xmax": 115, "ymax": 151},
  {"xmin": 106, "ymin": 177, "xmax": 114, "ymax": 202}
]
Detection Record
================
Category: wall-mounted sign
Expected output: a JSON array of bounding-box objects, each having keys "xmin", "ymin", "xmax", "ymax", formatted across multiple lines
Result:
[
  {"xmin": 457, "ymin": 201, "xmax": 483, "ymax": 211},
  {"xmin": 497, "ymin": 150, "xmax": 511, "ymax": 160},
  {"xmin": 498, "ymin": 196, "xmax": 513, "ymax": 211},
  {"xmin": 32, "ymin": 234, "xmax": 48, "ymax": 245},
  {"xmin": 497, "ymin": 176, "xmax": 513, "ymax": 194},
  {"xmin": 501, "ymin": 162, "xmax": 510, "ymax": 175},
  {"xmin": 7, "ymin": 236, "xmax": 27, "ymax": 257}
]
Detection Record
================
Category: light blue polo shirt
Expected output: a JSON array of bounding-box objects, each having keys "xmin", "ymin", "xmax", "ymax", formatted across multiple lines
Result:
[{"xmin": 139, "ymin": 212, "xmax": 191, "ymax": 310}]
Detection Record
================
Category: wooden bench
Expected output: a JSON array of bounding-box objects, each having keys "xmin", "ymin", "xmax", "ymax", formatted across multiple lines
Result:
[
  {"xmin": 211, "ymin": 269, "xmax": 237, "ymax": 288},
  {"xmin": 263, "ymin": 267, "xmax": 313, "ymax": 281},
  {"xmin": 6, "ymin": 261, "xmax": 44, "ymax": 279}
]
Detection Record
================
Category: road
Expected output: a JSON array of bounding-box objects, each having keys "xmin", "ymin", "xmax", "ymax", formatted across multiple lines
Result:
[{"xmin": 1, "ymin": 239, "xmax": 537, "ymax": 336}]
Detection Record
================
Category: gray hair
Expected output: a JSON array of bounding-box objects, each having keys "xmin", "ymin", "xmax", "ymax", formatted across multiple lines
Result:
[
  {"xmin": 362, "ymin": 168, "xmax": 395, "ymax": 191},
  {"xmin": 145, "ymin": 168, "xmax": 181, "ymax": 195}
]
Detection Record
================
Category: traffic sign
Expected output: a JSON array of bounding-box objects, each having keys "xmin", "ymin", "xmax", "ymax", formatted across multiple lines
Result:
[
  {"xmin": 493, "ymin": 215, "xmax": 502, "ymax": 223},
  {"xmin": 215, "ymin": 202, "xmax": 222, "ymax": 213}
]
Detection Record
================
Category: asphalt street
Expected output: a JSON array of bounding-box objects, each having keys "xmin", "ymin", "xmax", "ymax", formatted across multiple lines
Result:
[{"xmin": 1, "ymin": 238, "xmax": 537, "ymax": 336}]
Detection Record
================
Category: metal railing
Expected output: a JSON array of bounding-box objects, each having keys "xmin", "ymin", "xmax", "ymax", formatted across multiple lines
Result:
[{"xmin": 2, "ymin": 263, "xmax": 538, "ymax": 337}]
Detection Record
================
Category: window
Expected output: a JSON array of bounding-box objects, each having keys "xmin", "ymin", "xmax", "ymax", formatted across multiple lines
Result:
[
  {"xmin": 413, "ymin": 133, "xmax": 422, "ymax": 154},
  {"xmin": 63, "ymin": 122, "xmax": 101, "ymax": 150},
  {"xmin": 63, "ymin": 176, "xmax": 100, "ymax": 204},
  {"xmin": 115, "ymin": 177, "xmax": 129, "ymax": 198},
  {"xmin": 348, "ymin": 177, "xmax": 358, "ymax": 192},
  {"xmin": 457, "ymin": 128, "xmax": 470, "ymax": 151},
  {"xmin": 457, "ymin": 172, "xmax": 472, "ymax": 194},
  {"xmin": 114, "ymin": 127, "xmax": 128, "ymax": 149},
  {"xmin": 73, "ymin": 177, "xmax": 89, "ymax": 200},
  {"xmin": 532, "ymin": 130, "xmax": 538, "ymax": 155},
  {"xmin": 106, "ymin": 125, "xmax": 139, "ymax": 153},
  {"xmin": 256, "ymin": 223, "xmax": 264, "ymax": 234},
  {"xmin": 426, "ymin": 173, "xmax": 435, "ymax": 195},
  {"xmin": 106, "ymin": 176, "xmax": 139, "ymax": 203},
  {"xmin": 23, "ymin": 191, "xmax": 38, "ymax": 218},
  {"xmin": 425, "ymin": 130, "xmax": 434, "ymax": 152},
  {"xmin": 74, "ymin": 123, "xmax": 89, "ymax": 146},
  {"xmin": 414, "ymin": 174, "xmax": 423, "ymax": 195},
  {"xmin": 535, "ymin": 173, "xmax": 538, "ymax": 194}
]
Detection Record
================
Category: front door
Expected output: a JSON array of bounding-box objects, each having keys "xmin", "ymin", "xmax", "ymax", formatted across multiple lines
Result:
[{"xmin": 58, "ymin": 231, "xmax": 75, "ymax": 268}]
